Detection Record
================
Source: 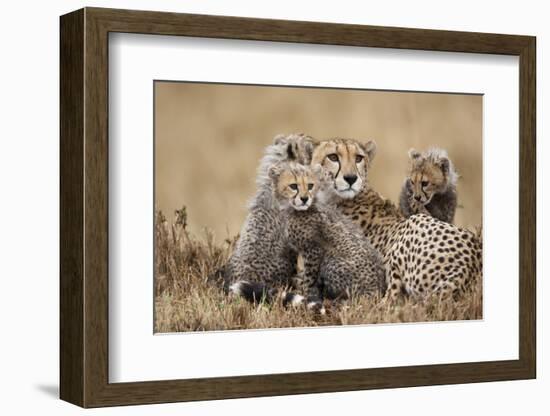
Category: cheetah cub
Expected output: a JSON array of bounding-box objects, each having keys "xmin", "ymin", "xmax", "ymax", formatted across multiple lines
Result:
[
  {"xmin": 223, "ymin": 133, "xmax": 315, "ymax": 303},
  {"xmin": 270, "ymin": 162, "xmax": 386, "ymax": 307},
  {"xmin": 399, "ymin": 147, "xmax": 458, "ymax": 224}
]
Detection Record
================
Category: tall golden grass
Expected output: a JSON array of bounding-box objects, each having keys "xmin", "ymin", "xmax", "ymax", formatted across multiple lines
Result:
[{"xmin": 154, "ymin": 209, "xmax": 482, "ymax": 333}]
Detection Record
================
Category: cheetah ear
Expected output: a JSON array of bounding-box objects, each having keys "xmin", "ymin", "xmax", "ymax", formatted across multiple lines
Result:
[
  {"xmin": 408, "ymin": 148, "xmax": 421, "ymax": 160},
  {"xmin": 363, "ymin": 140, "xmax": 377, "ymax": 162},
  {"xmin": 268, "ymin": 163, "xmax": 283, "ymax": 181},
  {"xmin": 438, "ymin": 157, "xmax": 450, "ymax": 174},
  {"xmin": 303, "ymin": 138, "xmax": 316, "ymax": 163},
  {"xmin": 273, "ymin": 134, "xmax": 288, "ymax": 146},
  {"xmin": 286, "ymin": 140, "xmax": 304, "ymax": 161}
]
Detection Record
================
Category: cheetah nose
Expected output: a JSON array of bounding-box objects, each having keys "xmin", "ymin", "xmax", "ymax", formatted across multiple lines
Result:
[
  {"xmin": 414, "ymin": 195, "xmax": 422, "ymax": 201},
  {"xmin": 300, "ymin": 196, "xmax": 309, "ymax": 204},
  {"xmin": 343, "ymin": 174, "xmax": 357, "ymax": 186}
]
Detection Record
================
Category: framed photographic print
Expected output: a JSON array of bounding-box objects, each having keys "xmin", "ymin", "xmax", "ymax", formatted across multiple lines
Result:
[{"xmin": 60, "ymin": 7, "xmax": 536, "ymax": 408}]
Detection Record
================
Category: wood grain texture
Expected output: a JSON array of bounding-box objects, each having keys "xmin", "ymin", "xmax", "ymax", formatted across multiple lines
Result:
[
  {"xmin": 59, "ymin": 7, "xmax": 537, "ymax": 408},
  {"xmin": 518, "ymin": 38, "xmax": 536, "ymax": 376},
  {"xmin": 59, "ymin": 8, "xmax": 84, "ymax": 407},
  {"xmin": 89, "ymin": 7, "xmax": 532, "ymax": 54},
  {"xmin": 83, "ymin": 10, "xmax": 110, "ymax": 406}
]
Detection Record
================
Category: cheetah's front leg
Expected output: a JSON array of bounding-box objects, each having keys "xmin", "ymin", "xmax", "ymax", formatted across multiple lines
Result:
[
  {"xmin": 297, "ymin": 246, "xmax": 324, "ymax": 312},
  {"xmin": 383, "ymin": 255, "xmax": 407, "ymax": 304},
  {"xmin": 383, "ymin": 277, "xmax": 405, "ymax": 304}
]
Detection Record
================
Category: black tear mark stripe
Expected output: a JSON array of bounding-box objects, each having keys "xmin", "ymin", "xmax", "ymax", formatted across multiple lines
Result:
[{"xmin": 333, "ymin": 144, "xmax": 342, "ymax": 179}]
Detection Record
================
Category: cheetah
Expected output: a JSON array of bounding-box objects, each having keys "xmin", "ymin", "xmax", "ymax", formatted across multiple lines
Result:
[
  {"xmin": 223, "ymin": 133, "xmax": 315, "ymax": 302},
  {"xmin": 399, "ymin": 147, "xmax": 458, "ymax": 224},
  {"xmin": 269, "ymin": 161, "xmax": 386, "ymax": 307},
  {"xmin": 311, "ymin": 137, "xmax": 482, "ymax": 301}
]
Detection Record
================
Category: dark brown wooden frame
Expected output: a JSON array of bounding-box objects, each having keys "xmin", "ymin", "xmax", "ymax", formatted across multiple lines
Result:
[{"xmin": 60, "ymin": 7, "xmax": 536, "ymax": 408}]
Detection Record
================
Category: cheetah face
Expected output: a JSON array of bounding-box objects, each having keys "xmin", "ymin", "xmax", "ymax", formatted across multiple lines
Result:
[
  {"xmin": 311, "ymin": 138, "xmax": 376, "ymax": 199},
  {"xmin": 270, "ymin": 162, "xmax": 319, "ymax": 211},
  {"xmin": 408, "ymin": 148, "xmax": 451, "ymax": 205},
  {"xmin": 408, "ymin": 175, "xmax": 439, "ymax": 204}
]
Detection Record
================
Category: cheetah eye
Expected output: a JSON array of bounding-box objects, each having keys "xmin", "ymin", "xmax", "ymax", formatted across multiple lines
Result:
[
  {"xmin": 421, "ymin": 180, "xmax": 429, "ymax": 187},
  {"xmin": 289, "ymin": 183, "xmax": 298, "ymax": 191},
  {"xmin": 355, "ymin": 155, "xmax": 364, "ymax": 163},
  {"xmin": 307, "ymin": 183, "xmax": 314, "ymax": 190},
  {"xmin": 327, "ymin": 153, "xmax": 339, "ymax": 162}
]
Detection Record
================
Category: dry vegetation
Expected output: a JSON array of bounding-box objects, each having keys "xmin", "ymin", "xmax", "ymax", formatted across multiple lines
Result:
[
  {"xmin": 154, "ymin": 83, "xmax": 483, "ymax": 333},
  {"xmin": 154, "ymin": 208, "xmax": 483, "ymax": 333}
]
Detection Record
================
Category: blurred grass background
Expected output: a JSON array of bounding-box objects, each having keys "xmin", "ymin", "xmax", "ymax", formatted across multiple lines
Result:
[{"xmin": 155, "ymin": 82, "xmax": 482, "ymax": 239}]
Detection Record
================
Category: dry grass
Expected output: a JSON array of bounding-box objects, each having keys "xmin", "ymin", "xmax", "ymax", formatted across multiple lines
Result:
[{"xmin": 154, "ymin": 208, "xmax": 483, "ymax": 333}]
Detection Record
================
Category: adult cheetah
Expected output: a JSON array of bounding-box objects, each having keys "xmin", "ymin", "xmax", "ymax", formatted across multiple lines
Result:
[{"xmin": 311, "ymin": 138, "xmax": 482, "ymax": 300}]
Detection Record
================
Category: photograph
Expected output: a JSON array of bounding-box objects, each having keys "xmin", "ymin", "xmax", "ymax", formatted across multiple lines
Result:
[
  {"xmin": 54, "ymin": 5, "xmax": 537, "ymax": 409},
  {"xmin": 153, "ymin": 81, "xmax": 483, "ymax": 333}
]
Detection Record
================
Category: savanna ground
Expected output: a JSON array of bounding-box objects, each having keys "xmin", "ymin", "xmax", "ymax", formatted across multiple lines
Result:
[
  {"xmin": 154, "ymin": 208, "xmax": 483, "ymax": 333},
  {"xmin": 154, "ymin": 82, "xmax": 483, "ymax": 332}
]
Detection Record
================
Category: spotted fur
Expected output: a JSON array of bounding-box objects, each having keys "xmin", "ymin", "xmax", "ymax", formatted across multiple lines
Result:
[
  {"xmin": 312, "ymin": 138, "xmax": 482, "ymax": 301},
  {"xmin": 223, "ymin": 134, "xmax": 315, "ymax": 302},
  {"xmin": 272, "ymin": 162, "xmax": 386, "ymax": 304}
]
